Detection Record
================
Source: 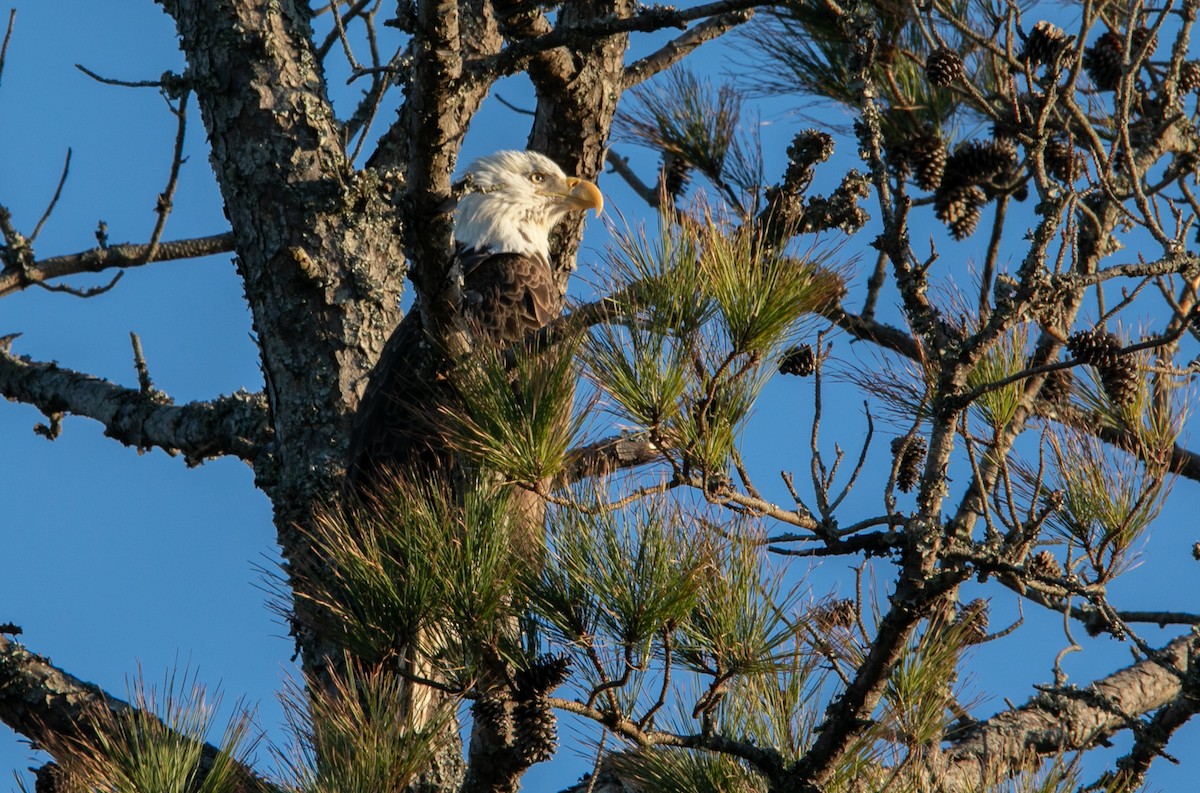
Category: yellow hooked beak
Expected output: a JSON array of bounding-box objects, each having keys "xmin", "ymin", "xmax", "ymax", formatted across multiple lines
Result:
[{"xmin": 564, "ymin": 177, "xmax": 604, "ymax": 216}]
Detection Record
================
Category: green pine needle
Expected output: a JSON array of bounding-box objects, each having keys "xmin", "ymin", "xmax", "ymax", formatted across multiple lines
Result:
[
  {"xmin": 275, "ymin": 658, "xmax": 455, "ymax": 793},
  {"xmin": 296, "ymin": 476, "xmax": 521, "ymax": 666},
  {"xmin": 528, "ymin": 491, "xmax": 714, "ymax": 653},
  {"xmin": 615, "ymin": 67, "xmax": 742, "ymax": 181},
  {"xmin": 441, "ymin": 336, "xmax": 587, "ymax": 485},
  {"xmin": 678, "ymin": 528, "xmax": 803, "ymax": 679},
  {"xmin": 36, "ymin": 669, "xmax": 255, "ymax": 793},
  {"xmin": 607, "ymin": 746, "xmax": 769, "ymax": 793}
]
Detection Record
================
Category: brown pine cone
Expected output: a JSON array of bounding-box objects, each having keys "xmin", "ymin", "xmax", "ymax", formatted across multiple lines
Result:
[
  {"xmin": 892, "ymin": 435, "xmax": 927, "ymax": 493},
  {"xmin": 1027, "ymin": 549, "xmax": 1064, "ymax": 580},
  {"xmin": 935, "ymin": 185, "xmax": 987, "ymax": 239},
  {"xmin": 1022, "ymin": 21, "xmax": 1071, "ymax": 66},
  {"xmin": 1084, "ymin": 31, "xmax": 1124, "ymax": 90},
  {"xmin": 926, "ymin": 47, "xmax": 965, "ymax": 87},
  {"xmin": 910, "ymin": 132, "xmax": 948, "ymax": 191},
  {"xmin": 779, "ymin": 344, "xmax": 817, "ymax": 376},
  {"xmin": 513, "ymin": 695, "xmax": 558, "ymax": 764},
  {"xmin": 1179, "ymin": 61, "xmax": 1200, "ymax": 93},
  {"xmin": 1045, "ymin": 138, "xmax": 1084, "ymax": 183},
  {"xmin": 1039, "ymin": 367, "xmax": 1074, "ymax": 406},
  {"xmin": 956, "ymin": 599, "xmax": 990, "ymax": 644}
]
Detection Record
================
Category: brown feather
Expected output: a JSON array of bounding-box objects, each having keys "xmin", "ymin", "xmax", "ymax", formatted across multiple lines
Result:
[
  {"xmin": 346, "ymin": 247, "xmax": 561, "ymax": 493},
  {"xmin": 460, "ymin": 247, "xmax": 560, "ymax": 342}
]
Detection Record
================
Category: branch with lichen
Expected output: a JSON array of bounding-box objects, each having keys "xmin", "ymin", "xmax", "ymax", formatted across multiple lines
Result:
[
  {"xmin": 0, "ymin": 230, "xmax": 235, "ymax": 298},
  {"xmin": 0, "ymin": 338, "xmax": 268, "ymax": 465},
  {"xmin": 940, "ymin": 631, "xmax": 1200, "ymax": 789},
  {"xmin": 470, "ymin": 0, "xmax": 780, "ymax": 80},
  {"xmin": 0, "ymin": 634, "xmax": 278, "ymax": 793}
]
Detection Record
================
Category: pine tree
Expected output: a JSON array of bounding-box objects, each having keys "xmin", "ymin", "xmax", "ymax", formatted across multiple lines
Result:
[{"xmin": 3, "ymin": 2, "xmax": 1199, "ymax": 793}]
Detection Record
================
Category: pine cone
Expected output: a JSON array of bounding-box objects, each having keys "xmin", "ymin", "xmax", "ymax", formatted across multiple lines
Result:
[
  {"xmin": 1039, "ymin": 367, "xmax": 1074, "ymax": 406},
  {"xmin": 1022, "ymin": 21, "xmax": 1071, "ymax": 66},
  {"xmin": 1180, "ymin": 61, "xmax": 1200, "ymax": 93},
  {"xmin": 1066, "ymin": 328, "xmax": 1120, "ymax": 366},
  {"xmin": 925, "ymin": 47, "xmax": 964, "ymax": 87},
  {"xmin": 1098, "ymin": 354, "xmax": 1139, "ymax": 408},
  {"xmin": 1130, "ymin": 26, "xmax": 1156, "ymax": 56},
  {"xmin": 935, "ymin": 185, "xmax": 986, "ymax": 239},
  {"xmin": 909, "ymin": 132, "xmax": 948, "ymax": 191},
  {"xmin": 513, "ymin": 695, "xmax": 557, "ymax": 764},
  {"xmin": 956, "ymin": 599, "xmax": 989, "ymax": 644},
  {"xmin": 1045, "ymin": 138, "xmax": 1083, "ymax": 183},
  {"xmin": 779, "ymin": 344, "xmax": 817, "ymax": 376},
  {"xmin": 1084, "ymin": 31, "xmax": 1124, "ymax": 90},
  {"xmin": 34, "ymin": 763, "xmax": 64, "ymax": 793},
  {"xmin": 891, "ymin": 435, "xmax": 927, "ymax": 493},
  {"xmin": 943, "ymin": 139, "xmax": 1017, "ymax": 190},
  {"xmin": 662, "ymin": 152, "xmax": 691, "ymax": 200},
  {"xmin": 1027, "ymin": 549, "xmax": 1064, "ymax": 580},
  {"xmin": 812, "ymin": 598, "xmax": 857, "ymax": 631},
  {"xmin": 514, "ymin": 654, "xmax": 571, "ymax": 700},
  {"xmin": 1066, "ymin": 329, "xmax": 1138, "ymax": 407},
  {"xmin": 473, "ymin": 694, "xmax": 512, "ymax": 733}
]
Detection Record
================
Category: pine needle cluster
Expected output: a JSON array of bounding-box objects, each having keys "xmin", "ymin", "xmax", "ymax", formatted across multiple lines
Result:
[
  {"xmin": 1045, "ymin": 431, "xmax": 1171, "ymax": 579},
  {"xmin": 275, "ymin": 660, "xmax": 455, "ymax": 793},
  {"xmin": 439, "ymin": 333, "xmax": 587, "ymax": 486},
  {"xmin": 295, "ymin": 476, "xmax": 522, "ymax": 672},
  {"xmin": 607, "ymin": 746, "xmax": 770, "ymax": 793},
  {"xmin": 31, "ymin": 672, "xmax": 255, "ymax": 793},
  {"xmin": 615, "ymin": 67, "xmax": 760, "ymax": 201},
  {"xmin": 529, "ymin": 493, "xmax": 714, "ymax": 663},
  {"xmin": 588, "ymin": 208, "xmax": 845, "ymax": 478}
]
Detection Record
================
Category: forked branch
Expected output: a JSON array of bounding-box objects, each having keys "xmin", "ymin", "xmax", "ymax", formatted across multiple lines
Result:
[{"xmin": 0, "ymin": 338, "xmax": 268, "ymax": 465}]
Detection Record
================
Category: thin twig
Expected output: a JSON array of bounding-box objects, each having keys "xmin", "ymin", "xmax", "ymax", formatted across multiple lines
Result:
[
  {"xmin": 605, "ymin": 150, "xmax": 659, "ymax": 207},
  {"xmin": 331, "ymin": 1, "xmax": 364, "ymax": 72},
  {"xmin": 35, "ymin": 272, "xmax": 123, "ymax": 298},
  {"xmin": 141, "ymin": 89, "xmax": 191, "ymax": 265},
  {"xmin": 638, "ymin": 628, "xmax": 672, "ymax": 730},
  {"xmin": 493, "ymin": 92, "xmax": 535, "ymax": 116},
  {"xmin": 584, "ymin": 730, "xmax": 607, "ymax": 793},
  {"xmin": 824, "ymin": 403, "xmax": 873, "ymax": 514},
  {"xmin": 316, "ymin": 0, "xmax": 374, "ymax": 62},
  {"xmin": 28, "ymin": 148, "xmax": 71, "ymax": 243},
  {"xmin": 0, "ymin": 232, "xmax": 235, "ymax": 298},
  {"xmin": 0, "ymin": 10, "xmax": 16, "ymax": 87},
  {"xmin": 978, "ymin": 194, "xmax": 1009, "ymax": 318},
  {"xmin": 74, "ymin": 63, "xmax": 165, "ymax": 88},
  {"xmin": 130, "ymin": 332, "xmax": 155, "ymax": 396}
]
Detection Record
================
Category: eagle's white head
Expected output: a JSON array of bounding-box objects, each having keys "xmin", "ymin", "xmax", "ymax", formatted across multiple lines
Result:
[{"xmin": 453, "ymin": 150, "xmax": 603, "ymax": 262}]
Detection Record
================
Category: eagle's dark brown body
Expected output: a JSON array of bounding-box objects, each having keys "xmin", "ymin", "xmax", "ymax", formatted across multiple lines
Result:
[
  {"xmin": 345, "ymin": 247, "xmax": 560, "ymax": 493},
  {"xmin": 344, "ymin": 150, "xmax": 599, "ymax": 495}
]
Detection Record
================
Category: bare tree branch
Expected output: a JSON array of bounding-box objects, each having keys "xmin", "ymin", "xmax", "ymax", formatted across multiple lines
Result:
[
  {"xmin": 942, "ymin": 631, "xmax": 1200, "ymax": 789},
  {"xmin": 0, "ymin": 338, "xmax": 268, "ymax": 465},
  {"xmin": 621, "ymin": 9, "xmax": 755, "ymax": 89},
  {"xmin": 0, "ymin": 9, "xmax": 15, "ymax": 86},
  {"xmin": 0, "ymin": 232, "xmax": 235, "ymax": 298},
  {"xmin": 470, "ymin": 0, "xmax": 778, "ymax": 79}
]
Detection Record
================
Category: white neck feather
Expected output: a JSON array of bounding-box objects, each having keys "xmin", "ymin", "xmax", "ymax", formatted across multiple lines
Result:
[{"xmin": 454, "ymin": 193, "xmax": 553, "ymax": 260}]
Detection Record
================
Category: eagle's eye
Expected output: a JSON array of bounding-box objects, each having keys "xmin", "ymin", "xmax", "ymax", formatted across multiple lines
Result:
[{"xmin": 529, "ymin": 172, "xmax": 547, "ymax": 184}]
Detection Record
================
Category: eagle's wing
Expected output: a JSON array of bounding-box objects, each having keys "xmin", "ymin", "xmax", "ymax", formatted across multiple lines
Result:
[
  {"xmin": 344, "ymin": 310, "xmax": 442, "ymax": 492},
  {"xmin": 459, "ymin": 247, "xmax": 560, "ymax": 343},
  {"xmin": 346, "ymin": 247, "xmax": 562, "ymax": 493}
]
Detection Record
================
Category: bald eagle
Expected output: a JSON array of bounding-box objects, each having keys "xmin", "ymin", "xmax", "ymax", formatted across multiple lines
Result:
[{"xmin": 347, "ymin": 150, "xmax": 603, "ymax": 490}]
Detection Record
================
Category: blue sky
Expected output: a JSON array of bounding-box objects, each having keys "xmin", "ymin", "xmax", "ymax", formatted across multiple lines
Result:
[{"xmin": 1, "ymin": 2, "xmax": 1198, "ymax": 791}]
